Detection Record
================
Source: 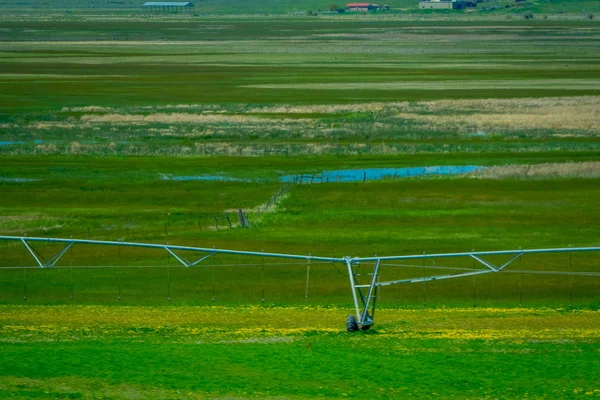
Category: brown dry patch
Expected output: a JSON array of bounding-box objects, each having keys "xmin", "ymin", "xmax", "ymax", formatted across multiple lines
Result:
[
  {"xmin": 79, "ymin": 113, "xmax": 310, "ymax": 125},
  {"xmin": 396, "ymin": 97, "xmax": 600, "ymax": 132},
  {"xmin": 472, "ymin": 162, "xmax": 600, "ymax": 179},
  {"xmin": 247, "ymin": 103, "xmax": 391, "ymax": 114}
]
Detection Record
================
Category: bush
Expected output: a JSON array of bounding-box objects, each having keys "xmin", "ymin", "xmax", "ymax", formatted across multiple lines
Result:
[{"xmin": 523, "ymin": 12, "xmax": 534, "ymax": 19}]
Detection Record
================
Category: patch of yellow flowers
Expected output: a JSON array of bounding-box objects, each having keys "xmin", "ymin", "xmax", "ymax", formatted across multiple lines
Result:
[{"xmin": 1, "ymin": 305, "xmax": 599, "ymax": 343}]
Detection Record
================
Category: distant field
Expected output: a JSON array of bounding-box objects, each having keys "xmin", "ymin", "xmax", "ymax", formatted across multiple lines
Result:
[
  {"xmin": 0, "ymin": 0, "xmax": 598, "ymax": 15},
  {"xmin": 1, "ymin": 19, "xmax": 599, "ymax": 156}
]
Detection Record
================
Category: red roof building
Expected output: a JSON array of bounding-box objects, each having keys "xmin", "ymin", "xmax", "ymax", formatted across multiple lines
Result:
[{"xmin": 346, "ymin": 2, "xmax": 379, "ymax": 10}]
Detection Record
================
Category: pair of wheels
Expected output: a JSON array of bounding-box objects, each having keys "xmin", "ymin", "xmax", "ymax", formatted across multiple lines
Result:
[{"xmin": 346, "ymin": 315, "xmax": 372, "ymax": 332}]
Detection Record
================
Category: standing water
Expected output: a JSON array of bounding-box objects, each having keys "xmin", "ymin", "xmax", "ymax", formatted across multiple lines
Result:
[{"xmin": 282, "ymin": 165, "xmax": 484, "ymax": 183}]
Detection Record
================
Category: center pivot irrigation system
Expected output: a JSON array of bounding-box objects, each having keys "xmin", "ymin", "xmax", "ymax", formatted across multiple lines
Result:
[{"xmin": 1, "ymin": 235, "xmax": 599, "ymax": 332}]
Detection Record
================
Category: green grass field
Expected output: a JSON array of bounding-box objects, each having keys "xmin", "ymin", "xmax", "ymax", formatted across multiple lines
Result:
[
  {"xmin": 1, "ymin": 13, "xmax": 599, "ymax": 399},
  {"xmin": 1, "ymin": 306, "xmax": 600, "ymax": 399}
]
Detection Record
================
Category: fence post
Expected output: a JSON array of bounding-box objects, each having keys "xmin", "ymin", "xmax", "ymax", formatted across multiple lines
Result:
[
  {"xmin": 305, "ymin": 254, "xmax": 311, "ymax": 300},
  {"xmin": 422, "ymin": 251, "xmax": 427, "ymax": 305},
  {"xmin": 472, "ymin": 249, "xmax": 477, "ymax": 307},
  {"xmin": 23, "ymin": 268, "xmax": 27, "ymax": 302},
  {"xmin": 214, "ymin": 216, "xmax": 219, "ymax": 231},
  {"xmin": 212, "ymin": 246, "xmax": 216, "ymax": 303},
  {"xmin": 69, "ymin": 238, "xmax": 74, "ymax": 301},
  {"xmin": 226, "ymin": 213, "xmax": 232, "ymax": 229},
  {"xmin": 516, "ymin": 249, "xmax": 521, "ymax": 306},
  {"xmin": 375, "ymin": 255, "xmax": 381, "ymax": 301},
  {"xmin": 118, "ymin": 241, "xmax": 122, "ymax": 302},
  {"xmin": 238, "ymin": 209, "xmax": 248, "ymax": 228},
  {"xmin": 568, "ymin": 245, "xmax": 573, "ymax": 308},
  {"xmin": 166, "ymin": 241, "xmax": 171, "ymax": 302},
  {"xmin": 261, "ymin": 249, "xmax": 265, "ymax": 304},
  {"xmin": 167, "ymin": 265, "xmax": 171, "ymax": 302}
]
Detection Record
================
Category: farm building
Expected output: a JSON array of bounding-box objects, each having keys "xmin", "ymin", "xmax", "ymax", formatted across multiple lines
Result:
[
  {"xmin": 142, "ymin": 1, "xmax": 194, "ymax": 13},
  {"xmin": 418, "ymin": 0, "xmax": 467, "ymax": 8},
  {"xmin": 346, "ymin": 2, "xmax": 379, "ymax": 11}
]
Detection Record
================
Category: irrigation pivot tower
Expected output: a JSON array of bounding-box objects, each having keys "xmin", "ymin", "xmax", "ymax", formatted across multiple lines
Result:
[{"xmin": 1, "ymin": 235, "xmax": 599, "ymax": 332}]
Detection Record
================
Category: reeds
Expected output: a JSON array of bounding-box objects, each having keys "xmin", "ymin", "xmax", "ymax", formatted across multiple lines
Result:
[{"xmin": 471, "ymin": 162, "xmax": 600, "ymax": 179}]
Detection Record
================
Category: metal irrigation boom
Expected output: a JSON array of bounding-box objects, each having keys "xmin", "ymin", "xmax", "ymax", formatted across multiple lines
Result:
[{"xmin": 1, "ymin": 235, "xmax": 599, "ymax": 332}]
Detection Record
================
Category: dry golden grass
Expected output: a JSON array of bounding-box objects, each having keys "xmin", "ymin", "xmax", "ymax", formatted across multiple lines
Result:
[
  {"xmin": 79, "ymin": 113, "xmax": 289, "ymax": 124},
  {"xmin": 11, "ymin": 96, "xmax": 599, "ymax": 157},
  {"xmin": 395, "ymin": 96, "xmax": 600, "ymax": 133},
  {"xmin": 247, "ymin": 103, "xmax": 390, "ymax": 114},
  {"xmin": 472, "ymin": 161, "xmax": 600, "ymax": 179}
]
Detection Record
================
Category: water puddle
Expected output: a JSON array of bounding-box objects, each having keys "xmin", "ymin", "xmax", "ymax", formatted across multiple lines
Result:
[
  {"xmin": 159, "ymin": 173, "xmax": 252, "ymax": 182},
  {"xmin": 158, "ymin": 165, "xmax": 484, "ymax": 184},
  {"xmin": 0, "ymin": 140, "xmax": 43, "ymax": 146},
  {"xmin": 0, "ymin": 141, "xmax": 24, "ymax": 146},
  {"xmin": 0, "ymin": 177, "xmax": 41, "ymax": 182},
  {"xmin": 282, "ymin": 165, "xmax": 484, "ymax": 183}
]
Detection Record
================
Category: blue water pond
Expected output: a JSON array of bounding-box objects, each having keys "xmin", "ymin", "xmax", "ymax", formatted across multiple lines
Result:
[
  {"xmin": 282, "ymin": 165, "xmax": 484, "ymax": 183},
  {"xmin": 0, "ymin": 140, "xmax": 43, "ymax": 146},
  {"xmin": 159, "ymin": 173, "xmax": 252, "ymax": 182},
  {"xmin": 160, "ymin": 166, "xmax": 483, "ymax": 183}
]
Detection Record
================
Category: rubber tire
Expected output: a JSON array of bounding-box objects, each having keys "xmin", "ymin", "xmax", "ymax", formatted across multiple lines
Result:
[{"xmin": 346, "ymin": 315, "xmax": 359, "ymax": 332}]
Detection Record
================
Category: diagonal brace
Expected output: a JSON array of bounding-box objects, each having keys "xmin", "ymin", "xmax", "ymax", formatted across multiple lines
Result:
[
  {"xmin": 21, "ymin": 239, "xmax": 44, "ymax": 267},
  {"xmin": 374, "ymin": 269, "xmax": 491, "ymax": 288},
  {"xmin": 21, "ymin": 239, "xmax": 73, "ymax": 268},
  {"xmin": 345, "ymin": 258, "xmax": 362, "ymax": 323},
  {"xmin": 46, "ymin": 242, "xmax": 74, "ymax": 267},
  {"xmin": 165, "ymin": 247, "xmax": 216, "ymax": 267},
  {"xmin": 360, "ymin": 259, "xmax": 380, "ymax": 326},
  {"xmin": 470, "ymin": 251, "xmax": 523, "ymax": 272}
]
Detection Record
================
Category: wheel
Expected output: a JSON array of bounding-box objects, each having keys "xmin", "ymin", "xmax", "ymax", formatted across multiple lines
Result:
[{"xmin": 346, "ymin": 315, "xmax": 359, "ymax": 332}]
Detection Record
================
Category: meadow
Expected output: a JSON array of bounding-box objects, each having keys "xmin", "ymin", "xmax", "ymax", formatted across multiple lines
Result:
[
  {"xmin": 0, "ymin": 13, "xmax": 599, "ymax": 399},
  {"xmin": 1, "ymin": 305, "xmax": 600, "ymax": 399}
]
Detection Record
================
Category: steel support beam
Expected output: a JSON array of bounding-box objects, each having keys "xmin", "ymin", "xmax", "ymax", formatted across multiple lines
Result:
[
  {"xmin": 1, "ymin": 235, "xmax": 599, "ymax": 332},
  {"xmin": 470, "ymin": 251, "xmax": 523, "ymax": 272},
  {"xmin": 374, "ymin": 269, "xmax": 492, "ymax": 288},
  {"xmin": 165, "ymin": 247, "xmax": 216, "ymax": 267},
  {"xmin": 20, "ymin": 239, "xmax": 73, "ymax": 268},
  {"xmin": 1, "ymin": 236, "xmax": 341, "ymax": 263},
  {"xmin": 360, "ymin": 259, "xmax": 380, "ymax": 326},
  {"xmin": 345, "ymin": 258, "xmax": 362, "ymax": 323}
]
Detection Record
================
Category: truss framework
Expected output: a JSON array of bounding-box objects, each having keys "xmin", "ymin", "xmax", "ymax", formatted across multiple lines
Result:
[{"xmin": 1, "ymin": 235, "xmax": 599, "ymax": 330}]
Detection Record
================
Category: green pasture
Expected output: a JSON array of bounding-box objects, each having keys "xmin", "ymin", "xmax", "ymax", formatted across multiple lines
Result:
[
  {"xmin": 1, "ymin": 154, "xmax": 598, "ymax": 307},
  {"xmin": 2, "ymin": 20, "xmax": 599, "ymax": 110},
  {"xmin": 1, "ymin": 18, "xmax": 599, "ymax": 156},
  {"xmin": 1, "ymin": 305, "xmax": 600, "ymax": 399}
]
